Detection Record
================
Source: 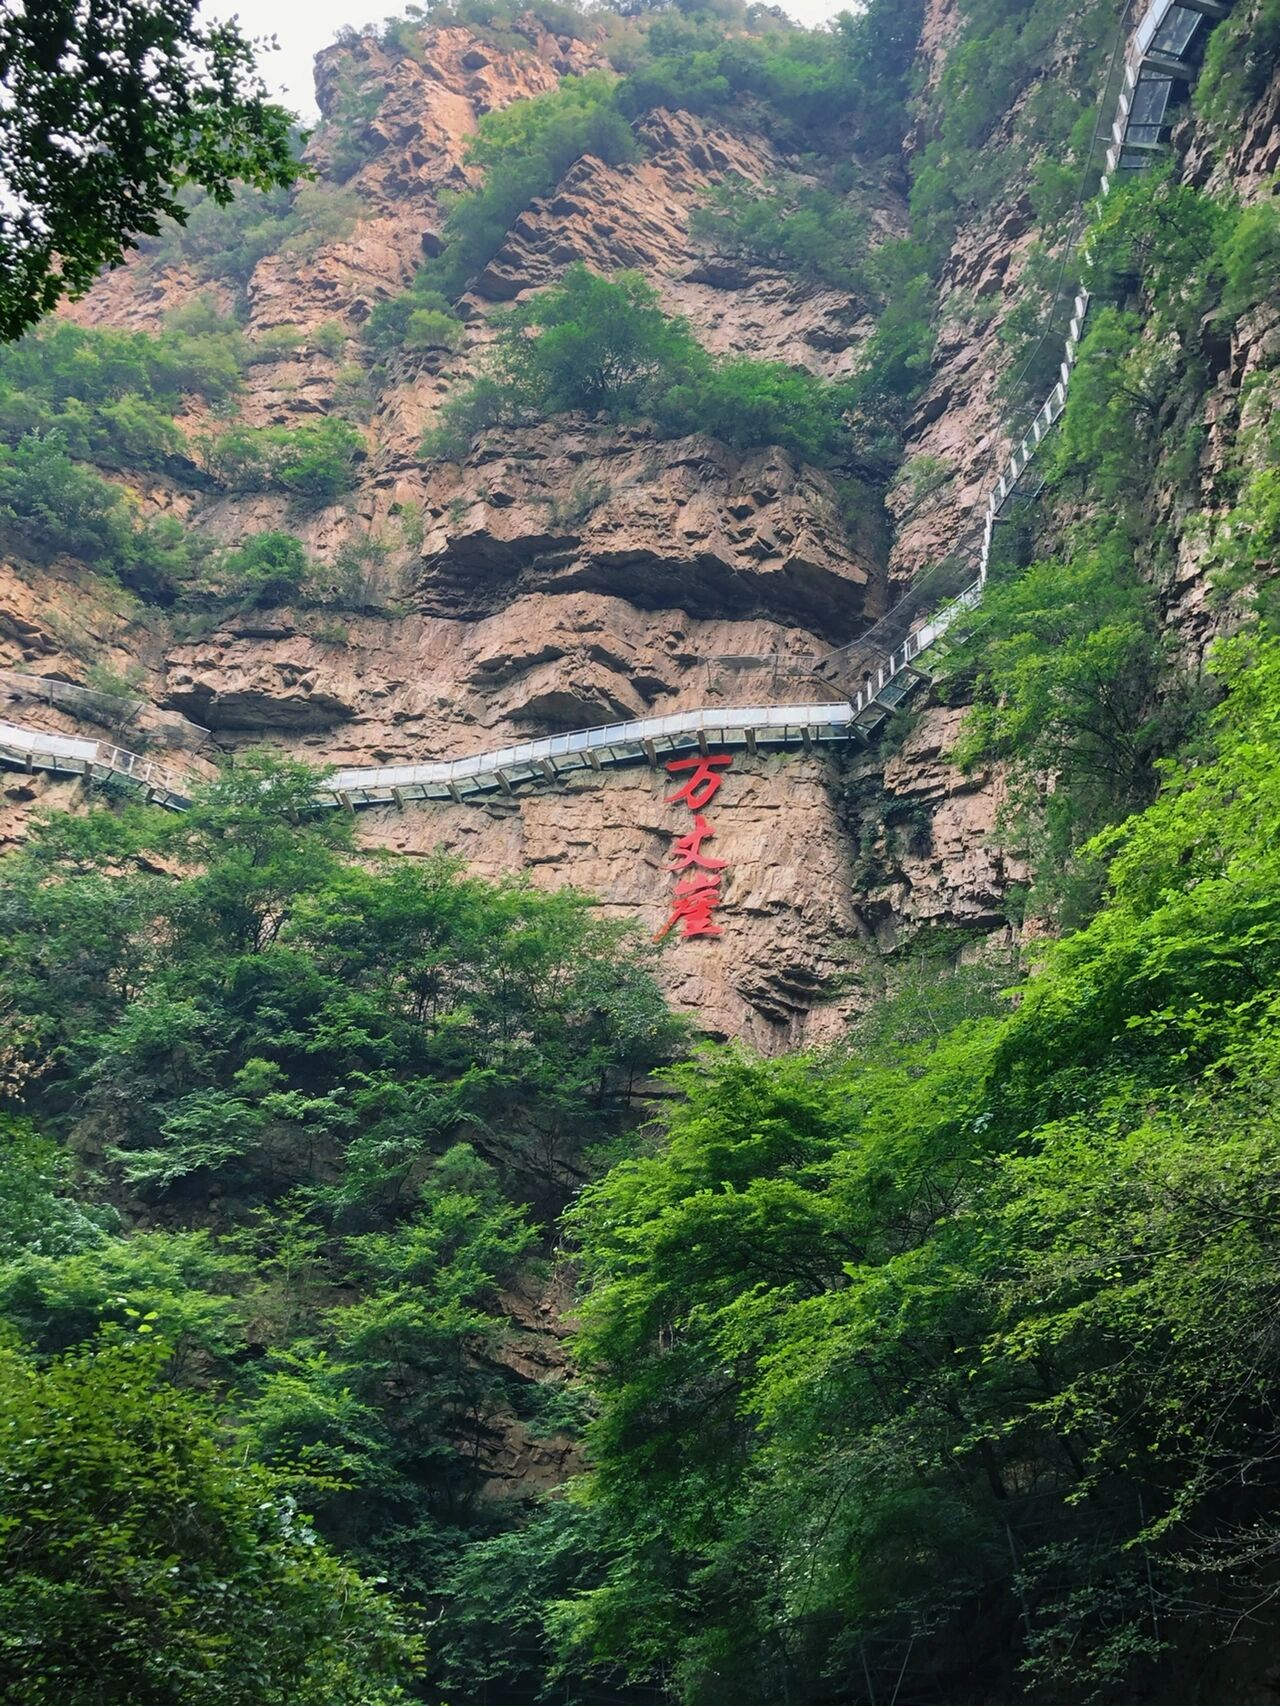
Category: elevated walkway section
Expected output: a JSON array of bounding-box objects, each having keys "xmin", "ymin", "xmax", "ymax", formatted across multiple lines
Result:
[
  {"xmin": 0, "ymin": 718, "xmax": 193, "ymax": 810},
  {"xmin": 0, "ymin": 0, "xmax": 1231, "ymax": 816},
  {"xmin": 327, "ymin": 703, "xmax": 867, "ymax": 809}
]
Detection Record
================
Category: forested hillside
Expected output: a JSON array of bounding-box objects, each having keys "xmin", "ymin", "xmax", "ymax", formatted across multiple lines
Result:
[{"xmin": 1, "ymin": 0, "xmax": 1280, "ymax": 1701}]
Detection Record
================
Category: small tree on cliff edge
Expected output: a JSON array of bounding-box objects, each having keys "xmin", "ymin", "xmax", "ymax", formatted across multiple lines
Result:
[{"xmin": 0, "ymin": 0, "xmax": 299, "ymax": 341}]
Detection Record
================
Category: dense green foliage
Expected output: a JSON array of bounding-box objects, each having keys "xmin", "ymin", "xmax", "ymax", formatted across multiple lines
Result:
[
  {"xmin": 362, "ymin": 288, "xmax": 463, "ymax": 364},
  {"xmin": 940, "ymin": 173, "xmax": 1280, "ymax": 915},
  {"xmin": 5, "ymin": 4, "xmax": 1280, "ymax": 1699},
  {"xmin": 608, "ymin": 0, "xmax": 922, "ymax": 148},
  {"xmin": 203, "ymin": 529, "xmax": 313, "ymax": 606},
  {"xmin": 0, "ymin": 0, "xmax": 297, "ymax": 339},
  {"xmin": 0, "ymin": 317, "xmax": 244, "ymax": 470},
  {"xmin": 424, "ymin": 263, "xmax": 853, "ymax": 463},
  {"xmin": 559, "ymin": 628, "xmax": 1280, "ymax": 1704},
  {"xmin": 1195, "ymin": 0, "xmax": 1280, "ymax": 136},
  {"xmin": 0, "ymin": 757, "xmax": 680, "ymax": 1206},
  {"xmin": 0, "ymin": 433, "xmax": 202, "ymax": 600},
  {"xmin": 0, "ymin": 313, "xmax": 371, "ymax": 596},
  {"xmin": 0, "ymin": 1334, "xmax": 418, "ymax": 1705},
  {"xmin": 198, "ymin": 418, "xmax": 365, "ymax": 502},
  {"xmin": 688, "ymin": 171, "xmax": 873, "ymax": 294},
  {"xmin": 0, "ymin": 758, "xmax": 683, "ymax": 1695}
]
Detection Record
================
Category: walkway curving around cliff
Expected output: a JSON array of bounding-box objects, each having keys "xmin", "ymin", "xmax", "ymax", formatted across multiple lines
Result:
[{"xmin": 0, "ymin": 0, "xmax": 1232, "ymax": 815}]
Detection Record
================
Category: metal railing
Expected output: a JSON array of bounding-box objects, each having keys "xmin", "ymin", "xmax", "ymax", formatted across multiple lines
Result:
[
  {"xmin": 0, "ymin": 670, "xmax": 210, "ymax": 748},
  {"xmin": 0, "ymin": 0, "xmax": 1230, "ymax": 814}
]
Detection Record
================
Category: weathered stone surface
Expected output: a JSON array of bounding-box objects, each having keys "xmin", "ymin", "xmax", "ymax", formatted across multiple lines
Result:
[
  {"xmin": 162, "ymin": 594, "xmax": 834, "ymax": 753},
  {"xmin": 35, "ymin": 9, "xmax": 1280, "ymax": 1055},
  {"xmin": 355, "ymin": 752, "xmax": 864, "ymax": 1048},
  {"xmin": 475, "ymin": 106, "xmax": 900, "ymax": 377},
  {"xmin": 403, "ymin": 425, "xmax": 881, "ymax": 636},
  {"xmin": 5, "ymin": 9, "xmax": 1014, "ymax": 1044},
  {"xmin": 871, "ymin": 705, "xmax": 1027, "ymax": 936}
]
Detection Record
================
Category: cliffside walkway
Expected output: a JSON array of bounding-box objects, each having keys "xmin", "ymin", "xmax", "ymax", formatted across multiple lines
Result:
[{"xmin": 0, "ymin": 0, "xmax": 1228, "ymax": 816}]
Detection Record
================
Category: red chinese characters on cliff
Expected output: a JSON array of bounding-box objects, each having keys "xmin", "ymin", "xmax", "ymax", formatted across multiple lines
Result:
[{"xmin": 654, "ymin": 754, "xmax": 732, "ymax": 941}]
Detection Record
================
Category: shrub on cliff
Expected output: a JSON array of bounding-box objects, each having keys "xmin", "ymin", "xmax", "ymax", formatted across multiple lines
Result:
[
  {"xmin": 207, "ymin": 531, "xmax": 313, "ymax": 607},
  {"xmin": 0, "ymin": 432, "xmax": 203, "ymax": 601},
  {"xmin": 422, "ymin": 263, "xmax": 852, "ymax": 464},
  {"xmin": 138, "ymin": 183, "xmax": 298, "ymax": 292},
  {"xmin": 908, "ymin": 0, "xmax": 1114, "ymax": 264},
  {"xmin": 689, "ymin": 173, "xmax": 873, "ymax": 295},
  {"xmin": 1196, "ymin": 0, "xmax": 1280, "ymax": 133},
  {"xmin": 198, "ymin": 419, "xmax": 364, "ymax": 504},
  {"xmin": 0, "ymin": 319, "xmax": 246, "ymax": 471},
  {"xmin": 361, "ymin": 287, "xmax": 463, "ymax": 363},
  {"xmin": 422, "ymin": 73, "xmax": 638, "ymax": 300},
  {"xmin": 138, "ymin": 182, "xmax": 362, "ymax": 307},
  {"xmin": 611, "ymin": 0, "xmax": 923, "ymax": 150}
]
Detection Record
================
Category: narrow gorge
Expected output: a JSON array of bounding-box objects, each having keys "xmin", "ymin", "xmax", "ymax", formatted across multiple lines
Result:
[{"xmin": 1, "ymin": 0, "xmax": 1280, "ymax": 1701}]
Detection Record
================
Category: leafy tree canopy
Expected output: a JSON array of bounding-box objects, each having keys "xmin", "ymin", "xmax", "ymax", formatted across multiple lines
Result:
[
  {"xmin": 559, "ymin": 629, "xmax": 1280, "ymax": 1704},
  {"xmin": 424, "ymin": 263, "xmax": 853, "ymax": 465},
  {"xmin": 0, "ymin": 0, "xmax": 298, "ymax": 340},
  {"xmin": 0, "ymin": 1333, "xmax": 419, "ymax": 1706},
  {"xmin": 0, "ymin": 753, "xmax": 683, "ymax": 1209}
]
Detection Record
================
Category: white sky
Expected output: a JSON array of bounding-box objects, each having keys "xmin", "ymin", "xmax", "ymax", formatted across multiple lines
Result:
[{"xmin": 232, "ymin": 0, "xmax": 849, "ymax": 119}]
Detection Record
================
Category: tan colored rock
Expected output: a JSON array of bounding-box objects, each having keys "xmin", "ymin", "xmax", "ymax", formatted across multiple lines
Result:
[
  {"xmin": 35, "ymin": 7, "xmax": 1220, "ymax": 1048},
  {"xmin": 357, "ymin": 751, "xmax": 864, "ymax": 1047},
  {"xmin": 401, "ymin": 423, "xmax": 882, "ymax": 636}
]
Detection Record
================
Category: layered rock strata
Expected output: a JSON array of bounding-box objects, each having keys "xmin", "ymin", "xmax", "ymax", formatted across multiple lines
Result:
[{"xmin": 8, "ymin": 2, "xmax": 1275, "ymax": 1040}]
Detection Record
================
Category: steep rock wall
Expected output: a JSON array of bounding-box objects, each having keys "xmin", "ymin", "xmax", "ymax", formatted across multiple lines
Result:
[
  {"xmin": 5, "ymin": 2, "xmax": 1277, "ymax": 1041},
  {"xmin": 7, "ymin": 17, "xmax": 902, "ymax": 1043}
]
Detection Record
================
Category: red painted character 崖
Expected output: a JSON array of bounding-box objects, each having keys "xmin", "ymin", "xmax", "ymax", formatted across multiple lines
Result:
[{"xmin": 653, "ymin": 872, "xmax": 724, "ymax": 941}]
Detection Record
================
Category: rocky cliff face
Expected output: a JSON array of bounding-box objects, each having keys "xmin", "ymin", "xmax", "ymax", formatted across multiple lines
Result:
[
  {"xmin": 1, "ymin": 13, "xmax": 899, "ymax": 1045},
  {"xmin": 3, "ymin": 1, "xmax": 1276, "ymax": 1045}
]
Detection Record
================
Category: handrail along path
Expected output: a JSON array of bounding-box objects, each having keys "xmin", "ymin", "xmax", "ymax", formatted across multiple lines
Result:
[{"xmin": 0, "ymin": 0, "xmax": 1231, "ymax": 814}]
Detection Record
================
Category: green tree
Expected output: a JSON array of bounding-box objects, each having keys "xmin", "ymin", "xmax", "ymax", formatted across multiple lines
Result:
[
  {"xmin": 0, "ymin": 1334, "xmax": 418, "ymax": 1705},
  {"xmin": 208, "ymin": 530, "xmax": 313, "ymax": 607},
  {"xmin": 424, "ymin": 264, "xmax": 853, "ymax": 465},
  {"xmin": 943, "ymin": 526, "xmax": 1195, "ymax": 915},
  {"xmin": 555, "ymin": 631, "xmax": 1280, "ymax": 1704},
  {"xmin": 0, "ymin": 757, "xmax": 681, "ymax": 1205},
  {"xmin": 0, "ymin": 0, "xmax": 297, "ymax": 339},
  {"xmin": 424, "ymin": 72, "xmax": 638, "ymax": 299},
  {"xmin": 199, "ymin": 418, "xmax": 364, "ymax": 503}
]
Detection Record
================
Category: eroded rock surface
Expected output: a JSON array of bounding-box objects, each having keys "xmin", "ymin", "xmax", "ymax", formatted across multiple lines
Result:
[
  {"xmin": 25, "ymin": 5, "xmax": 1279, "ymax": 1048},
  {"xmin": 34, "ymin": 17, "xmax": 909, "ymax": 1042}
]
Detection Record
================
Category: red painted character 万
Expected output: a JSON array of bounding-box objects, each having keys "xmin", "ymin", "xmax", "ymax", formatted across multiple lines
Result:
[{"xmin": 664, "ymin": 753, "xmax": 733, "ymax": 812}]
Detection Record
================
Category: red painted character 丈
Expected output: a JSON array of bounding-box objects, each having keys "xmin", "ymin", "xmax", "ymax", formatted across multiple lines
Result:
[{"xmin": 666, "ymin": 812, "xmax": 727, "ymax": 874}]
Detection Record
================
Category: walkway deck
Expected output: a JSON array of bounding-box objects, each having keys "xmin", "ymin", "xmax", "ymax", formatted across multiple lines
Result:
[{"xmin": 0, "ymin": 0, "xmax": 1229, "ymax": 815}]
